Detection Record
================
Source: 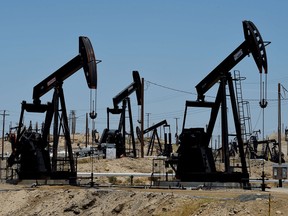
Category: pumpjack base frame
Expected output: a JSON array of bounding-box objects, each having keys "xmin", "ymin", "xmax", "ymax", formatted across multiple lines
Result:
[
  {"xmin": 178, "ymin": 172, "xmax": 249, "ymax": 182},
  {"xmin": 152, "ymin": 180, "xmax": 247, "ymax": 190},
  {"xmin": 167, "ymin": 159, "xmax": 250, "ymax": 188},
  {"xmin": 177, "ymin": 172, "xmax": 250, "ymax": 189},
  {"xmin": 15, "ymin": 171, "xmax": 77, "ymax": 185},
  {"xmin": 50, "ymin": 171, "xmax": 78, "ymax": 185},
  {"xmin": 16, "ymin": 171, "xmax": 77, "ymax": 179}
]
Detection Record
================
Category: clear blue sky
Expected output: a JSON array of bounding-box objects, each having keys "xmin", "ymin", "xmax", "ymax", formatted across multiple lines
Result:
[{"xmin": 0, "ymin": 1, "xmax": 288, "ymax": 141}]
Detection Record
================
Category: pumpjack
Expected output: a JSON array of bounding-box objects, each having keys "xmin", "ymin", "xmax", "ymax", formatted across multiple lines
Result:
[
  {"xmin": 99, "ymin": 71, "xmax": 142, "ymax": 158},
  {"xmin": 136, "ymin": 120, "xmax": 172, "ymax": 156},
  {"xmin": 168, "ymin": 21, "xmax": 269, "ymax": 188},
  {"xmin": 246, "ymin": 135, "xmax": 284, "ymax": 163},
  {"xmin": 8, "ymin": 37, "xmax": 99, "ymax": 183}
]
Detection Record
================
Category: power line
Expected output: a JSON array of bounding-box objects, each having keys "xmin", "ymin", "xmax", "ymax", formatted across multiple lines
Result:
[
  {"xmin": 146, "ymin": 80, "xmax": 282, "ymax": 102},
  {"xmin": 145, "ymin": 80, "xmax": 195, "ymax": 95}
]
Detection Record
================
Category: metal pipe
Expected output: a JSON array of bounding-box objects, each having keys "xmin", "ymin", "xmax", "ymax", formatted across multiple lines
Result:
[
  {"xmin": 77, "ymin": 172, "xmax": 288, "ymax": 184},
  {"xmin": 77, "ymin": 172, "xmax": 174, "ymax": 177}
]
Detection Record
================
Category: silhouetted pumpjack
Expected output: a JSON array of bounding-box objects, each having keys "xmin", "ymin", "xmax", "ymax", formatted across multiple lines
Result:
[
  {"xmin": 168, "ymin": 20, "xmax": 269, "ymax": 188},
  {"xmin": 136, "ymin": 120, "xmax": 172, "ymax": 156},
  {"xmin": 8, "ymin": 37, "xmax": 99, "ymax": 183},
  {"xmin": 99, "ymin": 71, "xmax": 142, "ymax": 158}
]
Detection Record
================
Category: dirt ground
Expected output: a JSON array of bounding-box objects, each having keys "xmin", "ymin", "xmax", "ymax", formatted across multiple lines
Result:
[
  {"xmin": 1, "ymin": 137, "xmax": 288, "ymax": 216},
  {"xmin": 0, "ymin": 182, "xmax": 288, "ymax": 215}
]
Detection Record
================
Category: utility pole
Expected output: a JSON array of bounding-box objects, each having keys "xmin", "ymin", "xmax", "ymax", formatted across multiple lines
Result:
[
  {"xmin": 278, "ymin": 83, "xmax": 282, "ymax": 165},
  {"xmin": 1, "ymin": 110, "xmax": 9, "ymax": 160},
  {"xmin": 140, "ymin": 78, "xmax": 145, "ymax": 158},
  {"xmin": 86, "ymin": 113, "xmax": 89, "ymax": 147},
  {"xmin": 146, "ymin": 113, "xmax": 151, "ymax": 138},
  {"xmin": 278, "ymin": 83, "xmax": 282, "ymax": 187},
  {"xmin": 70, "ymin": 110, "xmax": 76, "ymax": 143},
  {"xmin": 174, "ymin": 117, "xmax": 179, "ymax": 145}
]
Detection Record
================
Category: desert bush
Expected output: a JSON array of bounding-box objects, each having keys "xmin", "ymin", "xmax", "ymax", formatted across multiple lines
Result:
[{"xmin": 107, "ymin": 176, "xmax": 117, "ymax": 184}]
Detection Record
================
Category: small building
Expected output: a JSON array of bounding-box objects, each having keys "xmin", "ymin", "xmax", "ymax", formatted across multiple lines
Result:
[{"xmin": 272, "ymin": 163, "xmax": 288, "ymax": 179}]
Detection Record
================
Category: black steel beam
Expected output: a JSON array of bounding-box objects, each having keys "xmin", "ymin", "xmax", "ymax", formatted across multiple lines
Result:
[
  {"xmin": 33, "ymin": 36, "xmax": 97, "ymax": 104},
  {"xmin": 195, "ymin": 20, "xmax": 268, "ymax": 101},
  {"xmin": 143, "ymin": 120, "xmax": 167, "ymax": 134},
  {"xmin": 112, "ymin": 71, "xmax": 142, "ymax": 108}
]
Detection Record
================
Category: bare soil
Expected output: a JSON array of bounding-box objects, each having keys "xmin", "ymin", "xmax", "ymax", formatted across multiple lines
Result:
[
  {"xmin": 0, "ymin": 183, "xmax": 288, "ymax": 215},
  {"xmin": 1, "ymin": 138, "xmax": 288, "ymax": 215}
]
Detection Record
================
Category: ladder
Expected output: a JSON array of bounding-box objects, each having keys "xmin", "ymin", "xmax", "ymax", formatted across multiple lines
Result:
[{"xmin": 233, "ymin": 70, "xmax": 252, "ymax": 143}]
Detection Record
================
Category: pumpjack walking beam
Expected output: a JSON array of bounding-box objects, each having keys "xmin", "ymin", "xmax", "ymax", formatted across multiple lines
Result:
[
  {"xmin": 196, "ymin": 21, "xmax": 268, "ymax": 102},
  {"xmin": 32, "ymin": 37, "xmax": 98, "ymax": 104}
]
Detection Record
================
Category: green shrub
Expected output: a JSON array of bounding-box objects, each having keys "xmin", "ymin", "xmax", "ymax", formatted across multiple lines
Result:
[{"xmin": 107, "ymin": 176, "xmax": 117, "ymax": 184}]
